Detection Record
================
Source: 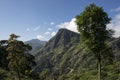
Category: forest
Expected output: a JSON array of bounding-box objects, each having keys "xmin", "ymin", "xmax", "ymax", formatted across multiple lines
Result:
[{"xmin": 0, "ymin": 3, "xmax": 120, "ymax": 80}]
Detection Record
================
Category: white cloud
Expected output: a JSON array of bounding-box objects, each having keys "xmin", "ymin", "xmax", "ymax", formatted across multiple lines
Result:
[
  {"xmin": 50, "ymin": 22, "xmax": 55, "ymax": 25},
  {"xmin": 36, "ymin": 35, "xmax": 44, "ymax": 39},
  {"xmin": 57, "ymin": 18, "xmax": 78, "ymax": 33},
  {"xmin": 56, "ymin": 15, "xmax": 120, "ymax": 37},
  {"xmin": 51, "ymin": 32, "xmax": 56, "ymax": 36},
  {"xmin": 107, "ymin": 13, "xmax": 120, "ymax": 37},
  {"xmin": 33, "ymin": 26, "xmax": 40, "ymax": 31},
  {"xmin": 26, "ymin": 28, "xmax": 30, "ymax": 31},
  {"xmin": 36, "ymin": 35, "xmax": 48, "ymax": 41},
  {"xmin": 48, "ymin": 28, "xmax": 52, "ymax": 31},
  {"xmin": 45, "ymin": 31, "xmax": 50, "ymax": 35},
  {"xmin": 115, "ymin": 14, "xmax": 120, "ymax": 19},
  {"xmin": 111, "ymin": 6, "xmax": 120, "ymax": 12}
]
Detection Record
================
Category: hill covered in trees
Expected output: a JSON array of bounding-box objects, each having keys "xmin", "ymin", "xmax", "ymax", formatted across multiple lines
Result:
[
  {"xmin": 33, "ymin": 29, "xmax": 120, "ymax": 80},
  {"xmin": 1, "ymin": 29, "xmax": 120, "ymax": 80},
  {"xmin": 1, "ymin": 3, "xmax": 120, "ymax": 80},
  {"xmin": 25, "ymin": 39, "xmax": 46, "ymax": 55}
]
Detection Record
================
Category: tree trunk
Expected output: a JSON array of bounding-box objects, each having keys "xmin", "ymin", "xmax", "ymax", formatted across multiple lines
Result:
[
  {"xmin": 98, "ymin": 57, "xmax": 101, "ymax": 80},
  {"xmin": 16, "ymin": 68, "xmax": 21, "ymax": 80}
]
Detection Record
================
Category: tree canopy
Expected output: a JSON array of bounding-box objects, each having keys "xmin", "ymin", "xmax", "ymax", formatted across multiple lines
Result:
[
  {"xmin": 75, "ymin": 3, "xmax": 114, "ymax": 80},
  {"xmin": 0, "ymin": 34, "xmax": 36, "ymax": 80}
]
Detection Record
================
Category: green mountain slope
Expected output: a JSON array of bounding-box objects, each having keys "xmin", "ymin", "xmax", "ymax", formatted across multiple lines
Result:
[
  {"xmin": 25, "ymin": 39, "xmax": 46, "ymax": 55},
  {"xmin": 34, "ymin": 29, "xmax": 120, "ymax": 80}
]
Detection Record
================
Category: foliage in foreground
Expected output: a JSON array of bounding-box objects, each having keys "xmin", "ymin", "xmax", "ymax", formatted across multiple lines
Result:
[
  {"xmin": 75, "ymin": 3, "xmax": 114, "ymax": 80},
  {"xmin": 0, "ymin": 34, "xmax": 39, "ymax": 80}
]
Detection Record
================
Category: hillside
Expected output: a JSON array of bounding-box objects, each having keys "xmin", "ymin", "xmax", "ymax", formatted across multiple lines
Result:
[
  {"xmin": 35, "ymin": 28, "xmax": 80, "ymax": 57},
  {"xmin": 34, "ymin": 29, "xmax": 120, "ymax": 80},
  {"xmin": 0, "ymin": 29, "xmax": 120, "ymax": 80},
  {"xmin": 25, "ymin": 39, "xmax": 46, "ymax": 54}
]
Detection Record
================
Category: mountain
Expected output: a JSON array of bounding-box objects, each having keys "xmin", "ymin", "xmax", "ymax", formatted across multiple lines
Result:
[
  {"xmin": 34, "ymin": 29, "xmax": 120, "ymax": 80},
  {"xmin": 25, "ymin": 39, "xmax": 47, "ymax": 54},
  {"xmin": 35, "ymin": 28, "xmax": 80, "ymax": 57}
]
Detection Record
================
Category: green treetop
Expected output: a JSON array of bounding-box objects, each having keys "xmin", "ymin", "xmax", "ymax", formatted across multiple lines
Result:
[
  {"xmin": 6, "ymin": 34, "xmax": 36, "ymax": 80},
  {"xmin": 75, "ymin": 3, "xmax": 114, "ymax": 80}
]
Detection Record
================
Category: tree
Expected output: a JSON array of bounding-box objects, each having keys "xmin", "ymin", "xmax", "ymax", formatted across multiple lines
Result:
[
  {"xmin": 0, "ymin": 40, "xmax": 8, "ymax": 69},
  {"xmin": 75, "ymin": 4, "xmax": 114, "ymax": 80},
  {"xmin": 6, "ymin": 34, "xmax": 36, "ymax": 80}
]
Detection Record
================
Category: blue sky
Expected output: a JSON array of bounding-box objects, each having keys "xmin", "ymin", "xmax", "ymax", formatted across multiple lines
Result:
[{"xmin": 0, "ymin": 0, "xmax": 120, "ymax": 41}]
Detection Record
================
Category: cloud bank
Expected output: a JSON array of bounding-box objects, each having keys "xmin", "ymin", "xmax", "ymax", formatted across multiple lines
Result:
[
  {"xmin": 107, "ymin": 13, "xmax": 120, "ymax": 37},
  {"xmin": 57, "ymin": 18, "xmax": 78, "ymax": 33},
  {"xmin": 36, "ymin": 35, "xmax": 48, "ymax": 41},
  {"xmin": 51, "ymin": 32, "xmax": 56, "ymax": 36}
]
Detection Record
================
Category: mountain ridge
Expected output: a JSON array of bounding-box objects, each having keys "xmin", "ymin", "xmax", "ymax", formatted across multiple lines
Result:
[
  {"xmin": 35, "ymin": 28, "xmax": 80, "ymax": 57},
  {"xmin": 25, "ymin": 39, "xmax": 47, "ymax": 54},
  {"xmin": 33, "ymin": 28, "xmax": 120, "ymax": 80}
]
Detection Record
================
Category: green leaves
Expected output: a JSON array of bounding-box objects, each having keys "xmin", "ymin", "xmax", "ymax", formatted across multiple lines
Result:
[
  {"xmin": 6, "ymin": 34, "xmax": 36, "ymax": 79},
  {"xmin": 76, "ymin": 3, "xmax": 114, "ymax": 80},
  {"xmin": 76, "ymin": 3, "xmax": 113, "ymax": 59}
]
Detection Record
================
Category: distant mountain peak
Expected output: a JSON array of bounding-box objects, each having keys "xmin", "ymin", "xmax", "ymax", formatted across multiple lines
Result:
[
  {"xmin": 31, "ymin": 39, "xmax": 40, "ymax": 41},
  {"xmin": 24, "ymin": 39, "xmax": 47, "ymax": 54},
  {"xmin": 25, "ymin": 39, "xmax": 46, "ymax": 44}
]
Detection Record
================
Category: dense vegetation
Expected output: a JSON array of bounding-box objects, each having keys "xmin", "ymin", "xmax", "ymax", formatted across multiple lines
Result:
[
  {"xmin": 0, "ymin": 3, "xmax": 120, "ymax": 80},
  {"xmin": 76, "ymin": 4, "xmax": 114, "ymax": 80},
  {"xmin": 33, "ymin": 29, "xmax": 120, "ymax": 80},
  {"xmin": 0, "ymin": 34, "xmax": 39, "ymax": 80},
  {"xmin": 25, "ymin": 39, "xmax": 46, "ymax": 54}
]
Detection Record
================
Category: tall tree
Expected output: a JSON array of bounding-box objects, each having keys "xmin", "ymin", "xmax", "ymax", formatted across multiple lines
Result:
[
  {"xmin": 75, "ymin": 4, "xmax": 114, "ymax": 80},
  {"xmin": 0, "ymin": 40, "xmax": 8, "ymax": 69},
  {"xmin": 6, "ymin": 34, "xmax": 36, "ymax": 80}
]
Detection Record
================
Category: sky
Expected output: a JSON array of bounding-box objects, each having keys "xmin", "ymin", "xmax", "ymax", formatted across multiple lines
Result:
[{"xmin": 0, "ymin": 0, "xmax": 120, "ymax": 41}]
